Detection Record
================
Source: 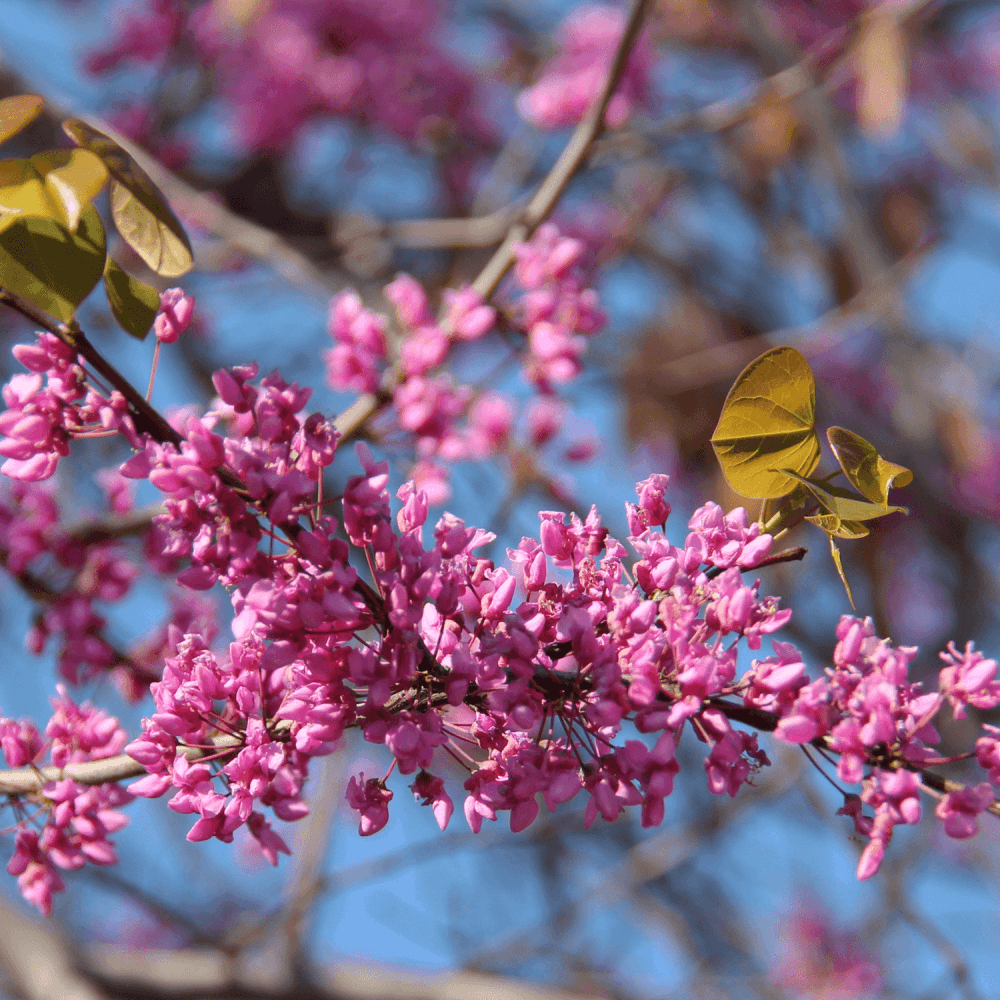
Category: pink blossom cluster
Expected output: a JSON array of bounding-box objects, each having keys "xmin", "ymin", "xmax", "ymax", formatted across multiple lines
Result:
[
  {"xmin": 85, "ymin": 0, "xmax": 493, "ymax": 157},
  {"xmin": 0, "ymin": 333, "xmax": 141, "ymax": 482},
  {"xmin": 4, "ymin": 320, "xmax": 1000, "ymax": 913},
  {"xmin": 517, "ymin": 3, "xmax": 652, "ymax": 130},
  {"xmin": 83, "ymin": 0, "xmax": 182, "ymax": 75},
  {"xmin": 510, "ymin": 222, "xmax": 606, "ymax": 387},
  {"xmin": 0, "ymin": 473, "xmax": 223, "ymax": 700},
  {"xmin": 0, "ymin": 689, "xmax": 130, "ymax": 916},
  {"xmin": 114, "ymin": 456, "xmax": 793, "ymax": 848},
  {"xmin": 326, "ymin": 274, "xmax": 505, "ymax": 502},
  {"xmin": 0, "ymin": 478, "xmax": 144, "ymax": 688},
  {"xmin": 324, "ymin": 225, "xmax": 603, "ymax": 499},
  {"xmin": 745, "ymin": 618, "xmax": 1000, "ymax": 878}
]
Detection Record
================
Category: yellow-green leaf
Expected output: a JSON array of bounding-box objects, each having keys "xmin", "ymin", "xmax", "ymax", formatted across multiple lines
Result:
[
  {"xmin": 0, "ymin": 203, "xmax": 106, "ymax": 322},
  {"xmin": 0, "ymin": 96, "xmax": 44, "ymax": 147},
  {"xmin": 805, "ymin": 512, "xmax": 870, "ymax": 540},
  {"xmin": 62, "ymin": 119, "xmax": 193, "ymax": 277},
  {"xmin": 826, "ymin": 426, "xmax": 913, "ymax": 506},
  {"xmin": 0, "ymin": 150, "xmax": 109, "ymax": 233},
  {"xmin": 109, "ymin": 180, "xmax": 193, "ymax": 277},
  {"xmin": 104, "ymin": 258, "xmax": 160, "ymax": 340},
  {"xmin": 828, "ymin": 536, "xmax": 856, "ymax": 610},
  {"xmin": 711, "ymin": 346, "xmax": 821, "ymax": 499},
  {"xmin": 782, "ymin": 469, "xmax": 906, "ymax": 522},
  {"xmin": 31, "ymin": 149, "xmax": 108, "ymax": 232},
  {"xmin": 0, "ymin": 158, "xmax": 62, "ymax": 228}
]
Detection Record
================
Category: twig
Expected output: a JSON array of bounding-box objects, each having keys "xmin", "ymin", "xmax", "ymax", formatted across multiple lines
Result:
[{"xmin": 471, "ymin": 0, "xmax": 653, "ymax": 301}]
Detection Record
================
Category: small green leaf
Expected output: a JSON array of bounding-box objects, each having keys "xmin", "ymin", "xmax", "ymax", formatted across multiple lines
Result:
[
  {"xmin": 62, "ymin": 119, "xmax": 193, "ymax": 277},
  {"xmin": 104, "ymin": 258, "xmax": 160, "ymax": 340},
  {"xmin": 826, "ymin": 426, "xmax": 913, "ymax": 505},
  {"xmin": 805, "ymin": 512, "xmax": 870, "ymax": 540},
  {"xmin": 0, "ymin": 96, "xmax": 44, "ymax": 147},
  {"xmin": 0, "ymin": 203, "xmax": 106, "ymax": 322},
  {"xmin": 828, "ymin": 536, "xmax": 856, "ymax": 610},
  {"xmin": 711, "ymin": 346, "xmax": 821, "ymax": 499},
  {"xmin": 781, "ymin": 469, "xmax": 906, "ymax": 523}
]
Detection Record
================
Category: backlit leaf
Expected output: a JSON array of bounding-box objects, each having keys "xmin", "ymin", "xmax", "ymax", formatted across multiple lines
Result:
[
  {"xmin": 782, "ymin": 469, "xmax": 906, "ymax": 523},
  {"xmin": 0, "ymin": 203, "xmax": 106, "ymax": 322},
  {"xmin": 805, "ymin": 512, "xmax": 870, "ymax": 540},
  {"xmin": 31, "ymin": 149, "xmax": 108, "ymax": 232},
  {"xmin": 711, "ymin": 346, "xmax": 820, "ymax": 499},
  {"xmin": 0, "ymin": 96, "xmax": 44, "ymax": 147},
  {"xmin": 828, "ymin": 536, "xmax": 856, "ymax": 610},
  {"xmin": 826, "ymin": 426, "xmax": 913, "ymax": 506},
  {"xmin": 109, "ymin": 180, "xmax": 193, "ymax": 277},
  {"xmin": 104, "ymin": 258, "xmax": 160, "ymax": 340},
  {"xmin": 0, "ymin": 158, "xmax": 62, "ymax": 227},
  {"xmin": 0, "ymin": 150, "xmax": 108, "ymax": 232},
  {"xmin": 62, "ymin": 119, "xmax": 193, "ymax": 277}
]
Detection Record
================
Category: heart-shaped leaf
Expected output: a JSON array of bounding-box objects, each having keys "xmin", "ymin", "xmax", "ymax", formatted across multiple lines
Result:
[
  {"xmin": 62, "ymin": 118, "xmax": 193, "ymax": 277},
  {"xmin": 711, "ymin": 346, "xmax": 821, "ymax": 499},
  {"xmin": 104, "ymin": 258, "xmax": 160, "ymax": 340},
  {"xmin": 0, "ymin": 150, "xmax": 109, "ymax": 233},
  {"xmin": 0, "ymin": 96, "xmax": 44, "ymax": 147},
  {"xmin": 826, "ymin": 426, "xmax": 913, "ymax": 505},
  {"xmin": 0, "ymin": 203, "xmax": 106, "ymax": 322}
]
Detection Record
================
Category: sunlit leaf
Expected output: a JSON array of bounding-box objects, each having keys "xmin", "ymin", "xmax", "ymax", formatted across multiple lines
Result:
[
  {"xmin": 0, "ymin": 150, "xmax": 109, "ymax": 233},
  {"xmin": 62, "ymin": 119, "xmax": 193, "ymax": 277},
  {"xmin": 0, "ymin": 203, "xmax": 106, "ymax": 322},
  {"xmin": 826, "ymin": 426, "xmax": 913, "ymax": 506},
  {"xmin": 0, "ymin": 95, "xmax": 44, "ymax": 147},
  {"xmin": 31, "ymin": 149, "xmax": 108, "ymax": 232},
  {"xmin": 805, "ymin": 512, "xmax": 870, "ymax": 540},
  {"xmin": 828, "ymin": 536, "xmax": 856, "ymax": 610},
  {"xmin": 711, "ymin": 346, "xmax": 821, "ymax": 499},
  {"xmin": 109, "ymin": 180, "xmax": 193, "ymax": 277},
  {"xmin": 781, "ymin": 469, "xmax": 906, "ymax": 523},
  {"xmin": 104, "ymin": 258, "xmax": 160, "ymax": 340},
  {"xmin": 0, "ymin": 158, "xmax": 62, "ymax": 227}
]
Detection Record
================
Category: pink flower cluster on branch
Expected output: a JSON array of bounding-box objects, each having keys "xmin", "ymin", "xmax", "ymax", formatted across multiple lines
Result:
[
  {"xmin": 0, "ymin": 689, "xmax": 130, "ymax": 916},
  {"xmin": 2, "ymin": 281, "xmax": 1000, "ymax": 916},
  {"xmin": 325, "ymin": 224, "xmax": 603, "ymax": 500}
]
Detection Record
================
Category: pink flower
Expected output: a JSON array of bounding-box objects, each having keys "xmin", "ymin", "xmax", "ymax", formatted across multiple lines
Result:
[
  {"xmin": 411, "ymin": 771, "xmax": 454, "ymax": 830},
  {"xmin": 154, "ymin": 289, "xmax": 195, "ymax": 343},
  {"xmin": 346, "ymin": 774, "xmax": 393, "ymax": 836},
  {"xmin": 935, "ymin": 784, "xmax": 994, "ymax": 838},
  {"xmin": 938, "ymin": 641, "xmax": 1000, "ymax": 719}
]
